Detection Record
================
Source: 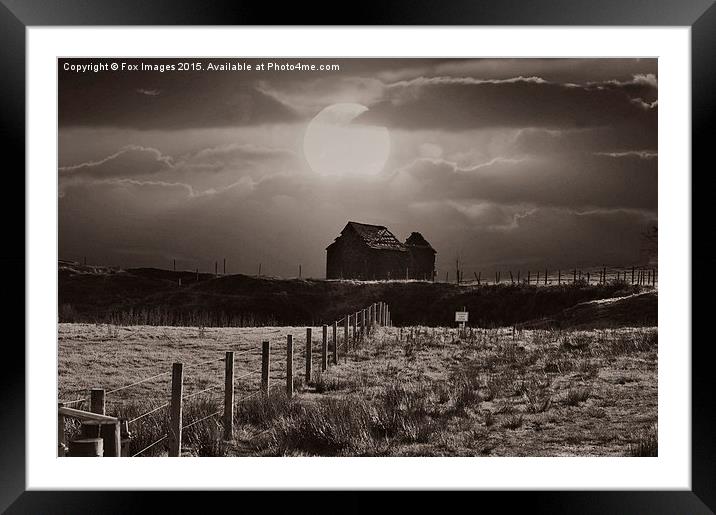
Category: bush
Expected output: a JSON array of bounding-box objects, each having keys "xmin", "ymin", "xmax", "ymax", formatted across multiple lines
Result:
[
  {"xmin": 565, "ymin": 387, "xmax": 591, "ymax": 406},
  {"xmin": 629, "ymin": 424, "xmax": 658, "ymax": 456},
  {"xmin": 501, "ymin": 414, "xmax": 524, "ymax": 430},
  {"xmin": 234, "ymin": 391, "xmax": 301, "ymax": 428}
]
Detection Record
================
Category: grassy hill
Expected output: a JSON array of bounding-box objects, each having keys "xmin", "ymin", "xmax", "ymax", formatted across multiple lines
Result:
[{"xmin": 58, "ymin": 261, "xmax": 656, "ymax": 327}]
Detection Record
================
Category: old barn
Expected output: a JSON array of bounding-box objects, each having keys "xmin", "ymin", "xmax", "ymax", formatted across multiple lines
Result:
[{"xmin": 326, "ymin": 221, "xmax": 436, "ymax": 280}]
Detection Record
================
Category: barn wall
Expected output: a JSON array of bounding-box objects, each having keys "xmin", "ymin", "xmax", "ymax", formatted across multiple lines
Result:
[
  {"xmin": 408, "ymin": 247, "xmax": 436, "ymax": 280},
  {"xmin": 368, "ymin": 249, "xmax": 408, "ymax": 280},
  {"xmin": 327, "ymin": 232, "xmax": 410, "ymax": 280}
]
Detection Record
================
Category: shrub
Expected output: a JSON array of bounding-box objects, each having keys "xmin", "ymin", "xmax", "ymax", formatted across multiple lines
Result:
[
  {"xmin": 565, "ymin": 387, "xmax": 591, "ymax": 406},
  {"xmin": 544, "ymin": 356, "xmax": 575, "ymax": 374},
  {"xmin": 577, "ymin": 359, "xmax": 600, "ymax": 379},
  {"xmin": 234, "ymin": 391, "xmax": 301, "ymax": 428},
  {"xmin": 629, "ymin": 423, "xmax": 658, "ymax": 457},
  {"xmin": 501, "ymin": 414, "xmax": 524, "ymax": 430},
  {"xmin": 451, "ymin": 373, "xmax": 481, "ymax": 415},
  {"xmin": 483, "ymin": 410, "xmax": 495, "ymax": 427},
  {"xmin": 273, "ymin": 398, "xmax": 372, "ymax": 455},
  {"xmin": 522, "ymin": 380, "xmax": 552, "ymax": 413},
  {"xmin": 609, "ymin": 330, "xmax": 658, "ymax": 355},
  {"xmin": 560, "ymin": 333, "xmax": 591, "ymax": 353}
]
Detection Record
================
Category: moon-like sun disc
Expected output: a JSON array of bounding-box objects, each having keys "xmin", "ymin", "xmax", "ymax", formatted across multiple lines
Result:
[{"xmin": 303, "ymin": 103, "xmax": 390, "ymax": 177}]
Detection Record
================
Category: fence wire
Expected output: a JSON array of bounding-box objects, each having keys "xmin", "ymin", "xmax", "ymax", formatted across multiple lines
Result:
[
  {"xmin": 184, "ymin": 384, "xmax": 222, "ymax": 401},
  {"xmin": 61, "ymin": 303, "xmax": 383, "ymax": 457},
  {"xmin": 131, "ymin": 434, "xmax": 168, "ymax": 457},
  {"xmin": 127, "ymin": 401, "xmax": 170, "ymax": 425},
  {"xmin": 182, "ymin": 410, "xmax": 221, "ymax": 430}
]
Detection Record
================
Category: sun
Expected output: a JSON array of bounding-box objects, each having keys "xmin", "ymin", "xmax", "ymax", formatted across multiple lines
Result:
[{"xmin": 303, "ymin": 103, "xmax": 390, "ymax": 177}]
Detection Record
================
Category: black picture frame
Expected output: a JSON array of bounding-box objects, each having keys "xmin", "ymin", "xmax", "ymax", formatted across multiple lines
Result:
[{"xmin": 1, "ymin": 0, "xmax": 712, "ymax": 512}]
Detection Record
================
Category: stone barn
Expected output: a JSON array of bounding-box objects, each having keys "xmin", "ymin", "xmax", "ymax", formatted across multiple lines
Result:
[{"xmin": 325, "ymin": 221, "xmax": 436, "ymax": 280}]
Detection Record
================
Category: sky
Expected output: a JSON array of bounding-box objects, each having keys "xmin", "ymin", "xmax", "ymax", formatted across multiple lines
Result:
[{"xmin": 58, "ymin": 58, "xmax": 657, "ymax": 278}]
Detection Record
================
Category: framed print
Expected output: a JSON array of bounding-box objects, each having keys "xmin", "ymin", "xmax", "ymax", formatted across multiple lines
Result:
[{"xmin": 1, "ymin": 0, "xmax": 714, "ymax": 512}]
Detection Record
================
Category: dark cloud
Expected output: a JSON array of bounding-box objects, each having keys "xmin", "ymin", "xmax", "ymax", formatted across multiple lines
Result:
[
  {"xmin": 59, "ymin": 59, "xmax": 299, "ymax": 129},
  {"xmin": 394, "ymin": 152, "xmax": 657, "ymax": 211},
  {"xmin": 357, "ymin": 76, "xmax": 656, "ymax": 133},
  {"xmin": 512, "ymin": 125, "xmax": 657, "ymax": 154}
]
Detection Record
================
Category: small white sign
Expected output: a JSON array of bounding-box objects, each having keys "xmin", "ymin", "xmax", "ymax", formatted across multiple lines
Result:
[{"xmin": 455, "ymin": 311, "xmax": 469, "ymax": 322}]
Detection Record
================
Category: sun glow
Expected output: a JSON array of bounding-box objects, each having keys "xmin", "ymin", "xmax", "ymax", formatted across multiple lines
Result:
[{"xmin": 303, "ymin": 103, "xmax": 390, "ymax": 176}]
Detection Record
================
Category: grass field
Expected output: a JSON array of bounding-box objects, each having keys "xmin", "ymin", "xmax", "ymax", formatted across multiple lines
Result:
[{"xmin": 59, "ymin": 321, "xmax": 657, "ymax": 457}]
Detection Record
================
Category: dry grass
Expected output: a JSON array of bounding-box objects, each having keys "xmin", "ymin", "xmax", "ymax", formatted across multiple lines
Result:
[{"xmin": 59, "ymin": 323, "xmax": 657, "ymax": 457}]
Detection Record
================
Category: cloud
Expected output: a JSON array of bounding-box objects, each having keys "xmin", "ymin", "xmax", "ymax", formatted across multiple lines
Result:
[
  {"xmin": 512, "ymin": 126, "xmax": 657, "ymax": 154},
  {"xmin": 184, "ymin": 143, "xmax": 296, "ymax": 170},
  {"xmin": 256, "ymin": 77, "xmax": 385, "ymax": 116},
  {"xmin": 59, "ymin": 145, "xmax": 173, "ymax": 179},
  {"xmin": 393, "ymin": 153, "xmax": 656, "ymax": 211},
  {"xmin": 136, "ymin": 88, "xmax": 161, "ymax": 96},
  {"xmin": 60, "ymin": 70, "xmax": 299, "ymax": 129},
  {"xmin": 594, "ymin": 151, "xmax": 657, "ymax": 159},
  {"xmin": 429, "ymin": 59, "xmax": 657, "ymax": 85},
  {"xmin": 357, "ymin": 75, "xmax": 657, "ymax": 132}
]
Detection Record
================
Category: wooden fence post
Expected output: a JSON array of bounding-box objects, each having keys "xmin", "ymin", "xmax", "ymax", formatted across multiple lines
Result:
[
  {"xmin": 545, "ymin": 269, "xmax": 548, "ymax": 285},
  {"xmin": 99, "ymin": 421, "xmax": 121, "ymax": 457},
  {"xmin": 361, "ymin": 309, "xmax": 366, "ymax": 340},
  {"xmin": 332, "ymin": 321, "xmax": 338, "ymax": 365},
  {"xmin": 58, "ymin": 402, "xmax": 67, "ymax": 457},
  {"xmin": 344, "ymin": 315, "xmax": 350, "ymax": 357},
  {"xmin": 527, "ymin": 271, "xmax": 531, "ymax": 284},
  {"xmin": 573, "ymin": 269, "xmax": 577, "ymax": 283},
  {"xmin": 286, "ymin": 335, "xmax": 293, "ymax": 398},
  {"xmin": 90, "ymin": 388, "xmax": 105, "ymax": 415},
  {"xmin": 261, "ymin": 341, "xmax": 270, "ymax": 394},
  {"xmin": 352, "ymin": 312, "xmax": 358, "ymax": 343},
  {"xmin": 631, "ymin": 266, "xmax": 635, "ymax": 284},
  {"xmin": 322, "ymin": 325, "xmax": 328, "ymax": 371},
  {"xmin": 223, "ymin": 351, "xmax": 234, "ymax": 440},
  {"xmin": 558, "ymin": 270, "xmax": 561, "ymax": 285},
  {"xmin": 305, "ymin": 328, "xmax": 312, "ymax": 383},
  {"xmin": 168, "ymin": 362, "xmax": 184, "ymax": 457}
]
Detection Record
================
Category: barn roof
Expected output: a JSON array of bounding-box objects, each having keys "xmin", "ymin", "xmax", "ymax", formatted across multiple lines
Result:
[
  {"xmin": 338, "ymin": 221, "xmax": 407, "ymax": 251},
  {"xmin": 405, "ymin": 232, "xmax": 436, "ymax": 253}
]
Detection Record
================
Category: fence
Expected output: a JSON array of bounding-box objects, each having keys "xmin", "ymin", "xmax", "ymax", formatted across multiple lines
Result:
[
  {"xmin": 444, "ymin": 265, "xmax": 658, "ymax": 287},
  {"xmin": 58, "ymin": 301, "xmax": 392, "ymax": 457}
]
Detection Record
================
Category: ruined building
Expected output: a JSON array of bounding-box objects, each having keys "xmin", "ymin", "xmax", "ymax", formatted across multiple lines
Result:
[{"xmin": 325, "ymin": 221, "xmax": 436, "ymax": 280}]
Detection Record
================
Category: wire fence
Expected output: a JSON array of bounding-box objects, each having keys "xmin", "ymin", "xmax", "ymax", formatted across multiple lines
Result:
[
  {"xmin": 437, "ymin": 264, "xmax": 658, "ymax": 287},
  {"xmin": 58, "ymin": 301, "xmax": 391, "ymax": 458}
]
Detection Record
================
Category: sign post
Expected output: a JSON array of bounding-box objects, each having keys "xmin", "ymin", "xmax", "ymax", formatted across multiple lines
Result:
[{"xmin": 455, "ymin": 308, "xmax": 469, "ymax": 337}]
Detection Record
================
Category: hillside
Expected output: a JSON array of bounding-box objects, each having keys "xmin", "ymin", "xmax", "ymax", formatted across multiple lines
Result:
[
  {"xmin": 517, "ymin": 290, "xmax": 657, "ymax": 330},
  {"xmin": 58, "ymin": 261, "xmax": 655, "ymax": 327}
]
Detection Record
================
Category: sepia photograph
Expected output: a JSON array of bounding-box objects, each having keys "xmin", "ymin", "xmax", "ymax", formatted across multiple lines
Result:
[{"xmin": 57, "ymin": 57, "xmax": 658, "ymax": 458}]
